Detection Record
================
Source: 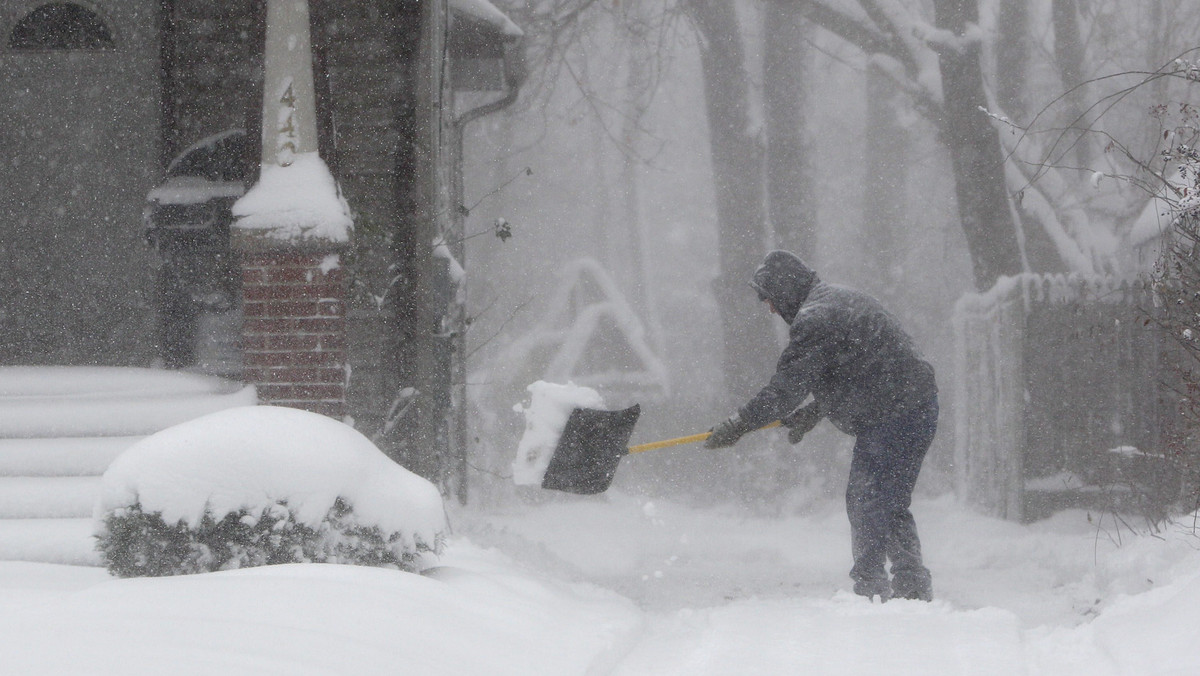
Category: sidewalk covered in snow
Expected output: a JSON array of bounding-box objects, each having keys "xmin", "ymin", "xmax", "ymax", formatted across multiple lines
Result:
[{"xmin": 2, "ymin": 493, "xmax": 1198, "ymax": 675}]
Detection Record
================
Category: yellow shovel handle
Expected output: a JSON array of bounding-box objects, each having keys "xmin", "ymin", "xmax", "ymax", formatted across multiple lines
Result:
[{"xmin": 628, "ymin": 420, "xmax": 782, "ymax": 454}]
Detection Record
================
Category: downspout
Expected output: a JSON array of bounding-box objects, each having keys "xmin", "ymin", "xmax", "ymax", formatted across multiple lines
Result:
[{"xmin": 446, "ymin": 58, "xmax": 522, "ymax": 504}]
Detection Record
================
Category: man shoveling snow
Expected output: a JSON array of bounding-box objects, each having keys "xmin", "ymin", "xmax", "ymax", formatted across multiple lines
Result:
[{"xmin": 704, "ymin": 250, "xmax": 939, "ymax": 603}]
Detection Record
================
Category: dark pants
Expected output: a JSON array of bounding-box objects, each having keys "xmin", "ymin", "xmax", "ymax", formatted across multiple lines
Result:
[{"xmin": 845, "ymin": 397, "xmax": 938, "ymax": 599}]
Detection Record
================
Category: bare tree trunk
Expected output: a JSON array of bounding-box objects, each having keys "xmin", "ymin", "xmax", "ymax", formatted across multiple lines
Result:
[
  {"xmin": 687, "ymin": 0, "xmax": 778, "ymax": 403},
  {"xmin": 792, "ymin": 0, "xmax": 1029, "ymax": 289},
  {"xmin": 994, "ymin": 0, "xmax": 1029, "ymax": 121},
  {"xmin": 863, "ymin": 67, "xmax": 905, "ymax": 302},
  {"xmin": 933, "ymin": 0, "xmax": 1025, "ymax": 289},
  {"xmin": 591, "ymin": 115, "xmax": 617, "ymax": 273},
  {"xmin": 993, "ymin": 0, "xmax": 1063, "ymax": 274},
  {"xmin": 763, "ymin": 0, "xmax": 817, "ymax": 262},
  {"xmin": 1052, "ymin": 0, "xmax": 1091, "ymax": 169},
  {"xmin": 619, "ymin": 19, "xmax": 655, "ymax": 336},
  {"xmin": 1147, "ymin": 0, "xmax": 1168, "ymax": 101}
]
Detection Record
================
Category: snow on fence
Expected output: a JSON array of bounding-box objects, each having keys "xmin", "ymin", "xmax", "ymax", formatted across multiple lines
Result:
[{"xmin": 953, "ymin": 274, "xmax": 1169, "ymax": 521}]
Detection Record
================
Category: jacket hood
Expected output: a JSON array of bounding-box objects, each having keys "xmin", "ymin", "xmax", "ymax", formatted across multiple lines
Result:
[{"xmin": 748, "ymin": 250, "xmax": 817, "ymax": 323}]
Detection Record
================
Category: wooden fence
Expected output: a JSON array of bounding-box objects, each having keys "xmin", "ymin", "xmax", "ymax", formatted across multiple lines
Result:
[{"xmin": 953, "ymin": 274, "xmax": 1170, "ymax": 521}]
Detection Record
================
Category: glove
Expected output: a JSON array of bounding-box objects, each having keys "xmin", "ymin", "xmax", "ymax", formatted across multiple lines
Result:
[
  {"xmin": 704, "ymin": 413, "xmax": 750, "ymax": 449},
  {"xmin": 782, "ymin": 402, "xmax": 821, "ymax": 444}
]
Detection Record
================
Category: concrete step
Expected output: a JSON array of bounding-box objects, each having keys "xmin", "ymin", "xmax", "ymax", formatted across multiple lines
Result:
[
  {"xmin": 0, "ymin": 517, "xmax": 99, "ymax": 566},
  {"xmin": 0, "ymin": 365, "xmax": 255, "ymax": 438},
  {"xmin": 0, "ymin": 477, "xmax": 101, "ymax": 519},
  {"xmin": 0, "ymin": 437, "xmax": 142, "ymax": 476},
  {"xmin": 0, "ymin": 367, "xmax": 257, "ymax": 565}
]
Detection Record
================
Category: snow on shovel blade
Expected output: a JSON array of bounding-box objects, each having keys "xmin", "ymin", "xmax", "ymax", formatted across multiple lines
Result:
[{"xmin": 541, "ymin": 404, "xmax": 641, "ymax": 495}]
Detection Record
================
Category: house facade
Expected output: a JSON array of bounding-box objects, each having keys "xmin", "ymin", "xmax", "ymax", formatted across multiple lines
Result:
[
  {"xmin": 0, "ymin": 0, "xmax": 432, "ymax": 364},
  {"xmin": 1, "ymin": 1, "xmax": 521, "ymax": 497},
  {"xmin": 4, "ymin": 3, "xmax": 514, "ymax": 367},
  {"xmin": 1, "ymin": 0, "xmax": 161, "ymax": 364}
]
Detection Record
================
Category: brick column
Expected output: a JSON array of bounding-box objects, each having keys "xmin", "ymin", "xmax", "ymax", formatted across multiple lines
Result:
[
  {"xmin": 231, "ymin": 0, "xmax": 352, "ymax": 419},
  {"xmin": 239, "ymin": 248, "xmax": 347, "ymax": 418}
]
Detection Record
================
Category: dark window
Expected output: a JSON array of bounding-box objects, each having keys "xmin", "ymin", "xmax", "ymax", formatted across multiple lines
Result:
[{"xmin": 9, "ymin": 3, "xmax": 114, "ymax": 50}]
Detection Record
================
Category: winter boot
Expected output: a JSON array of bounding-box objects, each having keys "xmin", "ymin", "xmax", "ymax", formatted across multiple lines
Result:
[
  {"xmin": 891, "ymin": 578, "xmax": 933, "ymax": 602},
  {"xmin": 852, "ymin": 579, "xmax": 892, "ymax": 603}
]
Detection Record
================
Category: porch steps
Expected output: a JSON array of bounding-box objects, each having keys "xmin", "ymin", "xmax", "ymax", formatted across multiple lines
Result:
[
  {"xmin": 0, "ymin": 442, "xmax": 127, "ymax": 566},
  {"xmin": 0, "ymin": 437, "xmax": 141, "ymax": 477},
  {"xmin": 0, "ymin": 476, "xmax": 105, "ymax": 520},
  {"xmin": 0, "ymin": 367, "xmax": 255, "ymax": 566},
  {"xmin": 0, "ymin": 518, "xmax": 96, "ymax": 566}
]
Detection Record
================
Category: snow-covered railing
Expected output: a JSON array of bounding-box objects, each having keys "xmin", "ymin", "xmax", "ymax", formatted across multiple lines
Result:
[{"xmin": 953, "ymin": 274, "xmax": 1164, "ymax": 521}]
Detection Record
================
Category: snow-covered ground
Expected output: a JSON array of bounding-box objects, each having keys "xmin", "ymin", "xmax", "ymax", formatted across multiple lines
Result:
[
  {"xmin": 3, "ymin": 491, "xmax": 1199, "ymax": 675},
  {"xmin": 3, "ymin": 380, "xmax": 1198, "ymax": 673}
]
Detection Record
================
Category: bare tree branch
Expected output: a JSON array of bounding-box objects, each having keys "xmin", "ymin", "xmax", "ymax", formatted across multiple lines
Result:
[{"xmin": 783, "ymin": 0, "xmax": 891, "ymax": 57}]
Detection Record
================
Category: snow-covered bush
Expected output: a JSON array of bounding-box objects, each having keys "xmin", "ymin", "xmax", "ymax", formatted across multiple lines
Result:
[
  {"xmin": 98, "ymin": 498, "xmax": 429, "ymax": 577},
  {"xmin": 95, "ymin": 406, "xmax": 447, "ymax": 577}
]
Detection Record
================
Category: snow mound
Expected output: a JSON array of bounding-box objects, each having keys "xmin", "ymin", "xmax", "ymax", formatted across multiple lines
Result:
[
  {"xmin": 1086, "ymin": 566, "xmax": 1200, "ymax": 675},
  {"xmin": 0, "ymin": 554, "xmax": 641, "ymax": 676},
  {"xmin": 97, "ymin": 406, "xmax": 446, "ymax": 553},
  {"xmin": 512, "ymin": 381, "xmax": 604, "ymax": 486}
]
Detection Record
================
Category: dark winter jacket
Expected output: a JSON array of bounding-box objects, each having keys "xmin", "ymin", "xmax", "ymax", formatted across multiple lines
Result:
[{"xmin": 740, "ymin": 251, "xmax": 937, "ymax": 436}]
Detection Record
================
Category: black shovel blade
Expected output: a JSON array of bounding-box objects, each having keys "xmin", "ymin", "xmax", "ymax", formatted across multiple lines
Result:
[{"xmin": 541, "ymin": 404, "xmax": 641, "ymax": 495}]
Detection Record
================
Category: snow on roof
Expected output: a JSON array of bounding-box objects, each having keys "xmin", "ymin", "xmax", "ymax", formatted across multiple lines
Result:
[
  {"xmin": 490, "ymin": 258, "xmax": 670, "ymax": 402},
  {"xmin": 450, "ymin": 0, "xmax": 523, "ymax": 39}
]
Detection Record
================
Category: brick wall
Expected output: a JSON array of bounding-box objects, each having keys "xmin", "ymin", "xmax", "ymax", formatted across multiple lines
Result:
[{"xmin": 240, "ymin": 251, "xmax": 348, "ymax": 418}]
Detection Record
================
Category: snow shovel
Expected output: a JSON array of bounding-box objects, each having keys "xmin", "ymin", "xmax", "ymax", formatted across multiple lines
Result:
[{"xmin": 540, "ymin": 404, "xmax": 780, "ymax": 495}]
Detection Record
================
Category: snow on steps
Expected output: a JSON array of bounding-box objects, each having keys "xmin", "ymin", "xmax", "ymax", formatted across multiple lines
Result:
[
  {"xmin": 0, "ymin": 367, "xmax": 256, "ymax": 565},
  {"xmin": 0, "ymin": 477, "xmax": 102, "ymax": 519},
  {"xmin": 0, "ymin": 366, "xmax": 256, "ymax": 437},
  {"xmin": 0, "ymin": 437, "xmax": 142, "ymax": 477},
  {"xmin": 0, "ymin": 518, "xmax": 97, "ymax": 565}
]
